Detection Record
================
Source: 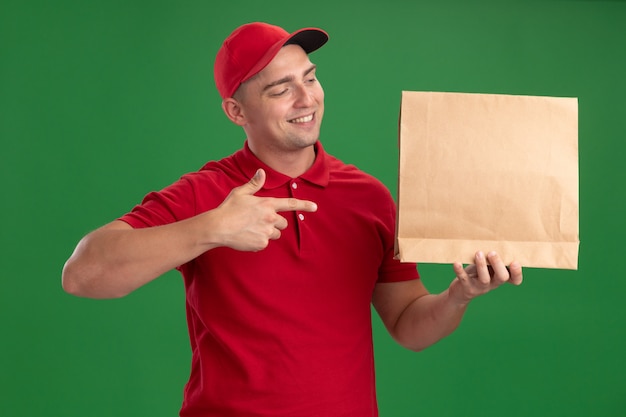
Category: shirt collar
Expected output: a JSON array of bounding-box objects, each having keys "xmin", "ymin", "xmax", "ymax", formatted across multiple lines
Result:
[{"xmin": 237, "ymin": 141, "xmax": 330, "ymax": 190}]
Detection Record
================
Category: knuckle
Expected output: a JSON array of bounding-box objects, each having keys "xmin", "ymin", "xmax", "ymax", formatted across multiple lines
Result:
[
  {"xmin": 253, "ymin": 241, "xmax": 269, "ymax": 252},
  {"xmin": 262, "ymin": 213, "xmax": 275, "ymax": 223}
]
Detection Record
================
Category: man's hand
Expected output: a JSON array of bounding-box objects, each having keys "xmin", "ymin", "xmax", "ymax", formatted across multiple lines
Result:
[
  {"xmin": 450, "ymin": 251, "xmax": 523, "ymax": 306},
  {"xmin": 211, "ymin": 169, "xmax": 318, "ymax": 251}
]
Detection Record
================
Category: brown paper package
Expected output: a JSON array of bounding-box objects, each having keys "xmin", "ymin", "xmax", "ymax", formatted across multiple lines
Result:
[{"xmin": 395, "ymin": 91, "xmax": 579, "ymax": 269}]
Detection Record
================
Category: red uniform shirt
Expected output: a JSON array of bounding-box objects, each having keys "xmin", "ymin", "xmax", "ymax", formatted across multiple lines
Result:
[{"xmin": 119, "ymin": 141, "xmax": 419, "ymax": 416}]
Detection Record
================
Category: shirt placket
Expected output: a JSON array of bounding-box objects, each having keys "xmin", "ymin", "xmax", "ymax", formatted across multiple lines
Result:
[{"xmin": 288, "ymin": 179, "xmax": 310, "ymax": 253}]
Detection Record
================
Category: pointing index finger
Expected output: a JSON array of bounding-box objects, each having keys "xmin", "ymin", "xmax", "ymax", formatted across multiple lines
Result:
[{"xmin": 272, "ymin": 197, "xmax": 318, "ymax": 213}]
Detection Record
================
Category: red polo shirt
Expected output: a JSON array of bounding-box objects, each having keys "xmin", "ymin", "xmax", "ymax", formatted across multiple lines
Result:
[{"xmin": 119, "ymin": 141, "xmax": 419, "ymax": 417}]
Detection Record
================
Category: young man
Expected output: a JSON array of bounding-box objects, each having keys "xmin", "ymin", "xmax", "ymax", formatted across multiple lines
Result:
[{"xmin": 62, "ymin": 22, "xmax": 523, "ymax": 417}]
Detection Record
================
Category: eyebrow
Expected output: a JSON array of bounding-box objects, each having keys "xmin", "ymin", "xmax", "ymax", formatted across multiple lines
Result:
[{"xmin": 262, "ymin": 64, "xmax": 317, "ymax": 92}]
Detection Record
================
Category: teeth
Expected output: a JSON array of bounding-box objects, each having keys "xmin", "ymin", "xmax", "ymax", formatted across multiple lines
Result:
[{"xmin": 290, "ymin": 114, "xmax": 313, "ymax": 123}]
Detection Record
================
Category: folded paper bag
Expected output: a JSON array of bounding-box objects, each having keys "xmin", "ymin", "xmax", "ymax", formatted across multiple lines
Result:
[{"xmin": 395, "ymin": 91, "xmax": 579, "ymax": 269}]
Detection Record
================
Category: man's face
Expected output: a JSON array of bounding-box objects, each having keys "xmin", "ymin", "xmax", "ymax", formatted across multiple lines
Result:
[{"xmin": 236, "ymin": 44, "xmax": 325, "ymax": 155}]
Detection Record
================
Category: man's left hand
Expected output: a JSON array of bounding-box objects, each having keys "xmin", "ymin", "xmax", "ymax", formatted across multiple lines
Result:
[{"xmin": 450, "ymin": 251, "xmax": 523, "ymax": 305}]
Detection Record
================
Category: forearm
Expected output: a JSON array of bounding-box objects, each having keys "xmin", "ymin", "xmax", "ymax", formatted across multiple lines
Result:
[
  {"xmin": 392, "ymin": 282, "xmax": 468, "ymax": 352},
  {"xmin": 376, "ymin": 252, "xmax": 522, "ymax": 352},
  {"xmin": 62, "ymin": 170, "xmax": 319, "ymax": 299},
  {"xmin": 62, "ymin": 215, "xmax": 217, "ymax": 299}
]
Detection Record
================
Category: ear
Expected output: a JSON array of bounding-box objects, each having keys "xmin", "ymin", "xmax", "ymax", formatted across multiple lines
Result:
[{"xmin": 222, "ymin": 98, "xmax": 246, "ymax": 126}]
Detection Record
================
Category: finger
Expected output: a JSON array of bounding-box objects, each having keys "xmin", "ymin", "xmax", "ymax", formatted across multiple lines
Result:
[
  {"xmin": 486, "ymin": 251, "xmax": 510, "ymax": 284},
  {"xmin": 474, "ymin": 251, "xmax": 491, "ymax": 285},
  {"xmin": 238, "ymin": 169, "xmax": 266, "ymax": 195},
  {"xmin": 270, "ymin": 228, "xmax": 282, "ymax": 240},
  {"xmin": 274, "ymin": 215, "xmax": 288, "ymax": 230},
  {"xmin": 464, "ymin": 264, "xmax": 477, "ymax": 277},
  {"xmin": 272, "ymin": 197, "xmax": 318, "ymax": 213},
  {"xmin": 452, "ymin": 262, "xmax": 467, "ymax": 281},
  {"xmin": 508, "ymin": 261, "xmax": 523, "ymax": 285}
]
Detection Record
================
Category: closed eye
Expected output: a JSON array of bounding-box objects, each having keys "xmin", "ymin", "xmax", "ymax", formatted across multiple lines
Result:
[
  {"xmin": 269, "ymin": 89, "xmax": 288, "ymax": 97},
  {"xmin": 262, "ymin": 64, "xmax": 318, "ymax": 95}
]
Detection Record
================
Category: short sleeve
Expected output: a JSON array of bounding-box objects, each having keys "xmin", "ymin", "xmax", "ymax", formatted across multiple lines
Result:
[
  {"xmin": 377, "ymin": 190, "xmax": 420, "ymax": 283},
  {"xmin": 118, "ymin": 177, "xmax": 197, "ymax": 229}
]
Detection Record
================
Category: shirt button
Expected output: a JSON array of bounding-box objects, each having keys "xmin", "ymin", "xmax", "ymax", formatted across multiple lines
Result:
[
  {"xmin": 291, "ymin": 182, "xmax": 298, "ymax": 189},
  {"xmin": 298, "ymin": 213, "xmax": 305, "ymax": 221}
]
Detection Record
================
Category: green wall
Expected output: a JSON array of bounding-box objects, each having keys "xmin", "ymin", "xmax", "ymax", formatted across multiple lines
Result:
[{"xmin": 1, "ymin": 0, "xmax": 624, "ymax": 416}]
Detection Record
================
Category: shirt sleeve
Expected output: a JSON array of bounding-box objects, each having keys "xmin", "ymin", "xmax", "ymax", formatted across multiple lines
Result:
[
  {"xmin": 118, "ymin": 177, "xmax": 197, "ymax": 229},
  {"xmin": 378, "ymin": 251, "xmax": 420, "ymax": 283},
  {"xmin": 376, "ymin": 188, "xmax": 420, "ymax": 283}
]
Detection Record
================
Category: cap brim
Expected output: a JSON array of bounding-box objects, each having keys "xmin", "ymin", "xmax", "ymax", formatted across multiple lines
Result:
[{"xmin": 285, "ymin": 28, "xmax": 329, "ymax": 54}]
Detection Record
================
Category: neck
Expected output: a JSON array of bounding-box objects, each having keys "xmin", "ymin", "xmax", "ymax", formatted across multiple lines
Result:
[{"xmin": 248, "ymin": 142, "xmax": 316, "ymax": 178}]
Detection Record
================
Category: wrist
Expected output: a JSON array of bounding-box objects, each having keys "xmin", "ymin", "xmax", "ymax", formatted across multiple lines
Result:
[
  {"xmin": 447, "ymin": 279, "xmax": 472, "ymax": 309},
  {"xmin": 187, "ymin": 211, "xmax": 224, "ymax": 251}
]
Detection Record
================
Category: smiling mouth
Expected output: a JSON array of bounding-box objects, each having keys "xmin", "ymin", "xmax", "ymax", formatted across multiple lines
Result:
[{"xmin": 288, "ymin": 114, "xmax": 314, "ymax": 124}]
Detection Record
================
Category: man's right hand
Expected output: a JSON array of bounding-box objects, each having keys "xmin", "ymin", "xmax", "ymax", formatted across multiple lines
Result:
[
  {"xmin": 62, "ymin": 169, "xmax": 318, "ymax": 298},
  {"xmin": 210, "ymin": 169, "xmax": 318, "ymax": 251}
]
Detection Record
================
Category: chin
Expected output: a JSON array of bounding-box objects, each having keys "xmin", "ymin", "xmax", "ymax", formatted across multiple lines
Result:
[{"xmin": 285, "ymin": 132, "xmax": 319, "ymax": 149}]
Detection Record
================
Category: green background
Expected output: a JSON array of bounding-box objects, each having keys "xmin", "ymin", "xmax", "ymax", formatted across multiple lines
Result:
[{"xmin": 1, "ymin": 0, "xmax": 625, "ymax": 416}]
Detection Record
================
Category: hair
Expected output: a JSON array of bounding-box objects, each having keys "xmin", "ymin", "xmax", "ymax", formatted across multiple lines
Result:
[{"xmin": 231, "ymin": 72, "xmax": 261, "ymax": 103}]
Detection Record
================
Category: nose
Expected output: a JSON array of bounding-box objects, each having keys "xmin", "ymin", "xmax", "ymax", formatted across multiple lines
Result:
[{"xmin": 294, "ymin": 83, "xmax": 315, "ymax": 107}]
